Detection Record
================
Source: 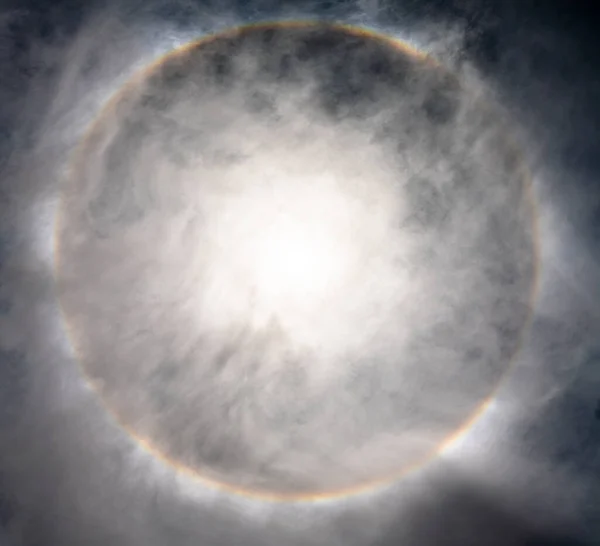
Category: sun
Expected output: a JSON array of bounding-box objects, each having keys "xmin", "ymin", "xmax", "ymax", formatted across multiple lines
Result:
[
  {"xmin": 198, "ymin": 172, "xmax": 375, "ymax": 349},
  {"xmin": 252, "ymin": 212, "xmax": 344, "ymax": 303}
]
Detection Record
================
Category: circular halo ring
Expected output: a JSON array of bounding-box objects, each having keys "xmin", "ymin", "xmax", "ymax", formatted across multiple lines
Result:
[{"xmin": 54, "ymin": 20, "xmax": 541, "ymax": 503}]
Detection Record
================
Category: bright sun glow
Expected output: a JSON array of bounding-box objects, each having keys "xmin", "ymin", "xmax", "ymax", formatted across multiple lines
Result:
[
  {"xmin": 252, "ymin": 210, "xmax": 346, "ymax": 305},
  {"xmin": 193, "ymin": 168, "xmax": 411, "ymax": 361}
]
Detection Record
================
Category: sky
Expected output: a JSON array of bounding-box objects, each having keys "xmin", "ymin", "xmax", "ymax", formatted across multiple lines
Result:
[{"xmin": 0, "ymin": 1, "xmax": 599, "ymax": 545}]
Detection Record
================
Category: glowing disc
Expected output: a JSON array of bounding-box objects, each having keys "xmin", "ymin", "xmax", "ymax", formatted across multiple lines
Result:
[{"xmin": 56, "ymin": 22, "xmax": 537, "ymax": 500}]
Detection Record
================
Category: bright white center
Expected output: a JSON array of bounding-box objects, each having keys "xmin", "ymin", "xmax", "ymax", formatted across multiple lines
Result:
[
  {"xmin": 253, "ymin": 214, "xmax": 341, "ymax": 303},
  {"xmin": 191, "ymin": 167, "xmax": 414, "ymax": 366}
]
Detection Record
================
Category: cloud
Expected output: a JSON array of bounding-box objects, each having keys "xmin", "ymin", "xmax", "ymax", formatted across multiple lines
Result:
[{"xmin": 0, "ymin": 1, "xmax": 598, "ymax": 545}]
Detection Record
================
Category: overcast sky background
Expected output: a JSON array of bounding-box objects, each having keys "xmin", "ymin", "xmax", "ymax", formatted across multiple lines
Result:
[{"xmin": 0, "ymin": 1, "xmax": 599, "ymax": 545}]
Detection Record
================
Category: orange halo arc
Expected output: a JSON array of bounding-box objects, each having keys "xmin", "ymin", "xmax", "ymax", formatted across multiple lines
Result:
[{"xmin": 54, "ymin": 20, "xmax": 541, "ymax": 504}]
